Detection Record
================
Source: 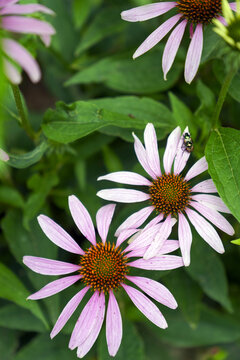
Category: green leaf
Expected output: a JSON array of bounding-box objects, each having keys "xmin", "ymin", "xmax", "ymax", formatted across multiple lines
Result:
[
  {"xmin": 205, "ymin": 127, "xmax": 240, "ymax": 223},
  {"xmin": 102, "ymin": 145, "xmax": 123, "ymax": 173},
  {"xmin": 7, "ymin": 141, "xmax": 48, "ymax": 169},
  {"xmin": 201, "ymin": 26, "xmax": 222, "ymax": 62},
  {"xmin": 72, "ymin": 0, "xmax": 98, "ymax": 29},
  {"xmin": 0, "ymin": 327, "xmax": 18, "ymax": 360},
  {"xmin": 0, "ymin": 186, "xmax": 24, "ymax": 208},
  {"xmin": 231, "ymin": 239, "xmax": 240, "ymax": 245},
  {"xmin": 213, "ymin": 60, "xmax": 240, "ymax": 103},
  {"xmin": 0, "ymin": 262, "xmax": 48, "ymax": 328}
]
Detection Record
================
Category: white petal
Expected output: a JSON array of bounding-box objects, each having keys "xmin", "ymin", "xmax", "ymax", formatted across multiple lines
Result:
[
  {"xmin": 98, "ymin": 171, "xmax": 152, "ymax": 186},
  {"xmin": 191, "ymin": 194, "xmax": 231, "ymax": 213},
  {"xmin": 132, "ymin": 132, "xmax": 156, "ymax": 178},
  {"xmin": 191, "ymin": 179, "xmax": 217, "ymax": 193},
  {"xmin": 184, "ymin": 24, "xmax": 203, "ymax": 84},
  {"xmin": 121, "ymin": 2, "xmax": 177, "ymax": 22},
  {"xmin": 144, "ymin": 123, "xmax": 161, "ymax": 178},
  {"xmin": 96, "ymin": 204, "xmax": 116, "ymax": 244},
  {"xmin": 106, "ymin": 291, "xmax": 122, "ymax": 357},
  {"xmin": 163, "ymin": 126, "xmax": 181, "ymax": 173},
  {"xmin": 115, "ymin": 206, "xmax": 154, "ymax": 236},
  {"xmin": 97, "ymin": 188, "xmax": 150, "ymax": 203},
  {"xmin": 185, "ymin": 156, "xmax": 208, "ymax": 181},
  {"xmin": 178, "ymin": 213, "xmax": 192, "ymax": 266}
]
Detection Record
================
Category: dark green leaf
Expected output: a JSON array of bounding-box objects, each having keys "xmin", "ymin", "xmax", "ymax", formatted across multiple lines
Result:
[
  {"xmin": 0, "ymin": 186, "xmax": 24, "ymax": 208},
  {"xmin": 0, "ymin": 327, "xmax": 18, "ymax": 360}
]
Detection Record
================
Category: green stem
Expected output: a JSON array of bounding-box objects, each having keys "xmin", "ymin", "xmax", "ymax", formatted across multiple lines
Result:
[
  {"xmin": 212, "ymin": 66, "xmax": 237, "ymax": 129},
  {"xmin": 11, "ymin": 84, "xmax": 35, "ymax": 139}
]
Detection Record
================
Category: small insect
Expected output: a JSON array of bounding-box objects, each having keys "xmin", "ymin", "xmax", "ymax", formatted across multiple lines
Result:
[{"xmin": 182, "ymin": 132, "xmax": 194, "ymax": 153}]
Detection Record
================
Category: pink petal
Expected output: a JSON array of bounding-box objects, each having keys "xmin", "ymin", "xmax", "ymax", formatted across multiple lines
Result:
[
  {"xmin": 23, "ymin": 256, "xmax": 80, "ymax": 276},
  {"xmin": 128, "ymin": 255, "xmax": 183, "ymax": 270},
  {"xmin": 2, "ymin": 16, "xmax": 55, "ymax": 35},
  {"xmin": 28, "ymin": 275, "xmax": 81, "ymax": 300},
  {"xmin": 68, "ymin": 195, "xmax": 96, "ymax": 246},
  {"xmin": 163, "ymin": 126, "xmax": 181, "ymax": 173},
  {"xmin": 191, "ymin": 194, "xmax": 231, "ymax": 213},
  {"xmin": 190, "ymin": 201, "xmax": 234, "ymax": 236},
  {"xmin": 0, "ymin": 147, "xmax": 10, "ymax": 161},
  {"xmin": 50, "ymin": 287, "xmax": 89, "ymax": 338},
  {"xmin": 186, "ymin": 208, "xmax": 225, "ymax": 253},
  {"xmin": 133, "ymin": 14, "xmax": 182, "ymax": 59},
  {"xmin": 98, "ymin": 171, "xmax": 152, "ymax": 186},
  {"xmin": 116, "ymin": 228, "xmax": 139, "ymax": 247},
  {"xmin": 174, "ymin": 126, "xmax": 191, "ymax": 174},
  {"xmin": 143, "ymin": 213, "xmax": 164, "ymax": 229},
  {"xmin": 121, "ymin": 2, "xmax": 177, "ymax": 22},
  {"xmin": 38, "ymin": 215, "xmax": 84, "ymax": 255},
  {"xmin": 3, "ymin": 58, "xmax": 21, "ymax": 84},
  {"xmin": 178, "ymin": 213, "xmax": 192, "ymax": 267},
  {"xmin": 229, "ymin": 2, "xmax": 237, "ymax": 11},
  {"xmin": 217, "ymin": 16, "xmax": 227, "ymax": 26},
  {"xmin": 184, "ymin": 23, "xmax": 203, "ymax": 84},
  {"xmin": 97, "ymin": 188, "xmax": 150, "ymax": 203},
  {"xmin": 76, "ymin": 293, "xmax": 105, "ymax": 358},
  {"xmin": 127, "ymin": 239, "xmax": 179, "ymax": 257},
  {"xmin": 0, "ymin": 0, "xmax": 18, "ymax": 6},
  {"xmin": 122, "ymin": 284, "xmax": 167, "ymax": 328},
  {"xmin": 126, "ymin": 276, "xmax": 177, "ymax": 309},
  {"xmin": 185, "ymin": 156, "xmax": 208, "ymax": 181},
  {"xmin": 106, "ymin": 291, "xmax": 122, "ymax": 357},
  {"xmin": 162, "ymin": 20, "xmax": 187, "ymax": 80},
  {"xmin": 0, "ymin": 4, "xmax": 55, "ymax": 15},
  {"xmin": 3, "ymin": 38, "xmax": 41, "ymax": 83},
  {"xmin": 132, "ymin": 132, "xmax": 156, "ymax": 178},
  {"xmin": 96, "ymin": 204, "xmax": 116, "ymax": 244},
  {"xmin": 125, "ymin": 223, "xmax": 162, "ymax": 252},
  {"xmin": 144, "ymin": 123, "xmax": 161, "ymax": 178},
  {"xmin": 40, "ymin": 34, "xmax": 51, "ymax": 47},
  {"xmin": 191, "ymin": 179, "xmax": 217, "ymax": 193},
  {"xmin": 115, "ymin": 206, "xmax": 154, "ymax": 236}
]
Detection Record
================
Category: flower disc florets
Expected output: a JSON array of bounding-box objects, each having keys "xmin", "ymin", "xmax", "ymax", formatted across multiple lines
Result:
[
  {"xmin": 79, "ymin": 242, "xmax": 128, "ymax": 293},
  {"xmin": 149, "ymin": 173, "xmax": 192, "ymax": 216},
  {"xmin": 176, "ymin": 0, "xmax": 222, "ymax": 24}
]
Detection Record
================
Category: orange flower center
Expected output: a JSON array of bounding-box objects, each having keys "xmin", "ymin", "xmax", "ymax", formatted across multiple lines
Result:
[{"xmin": 176, "ymin": 0, "xmax": 222, "ymax": 24}]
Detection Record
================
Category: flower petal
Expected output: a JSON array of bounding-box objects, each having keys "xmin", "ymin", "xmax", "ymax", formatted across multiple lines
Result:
[
  {"xmin": 98, "ymin": 171, "xmax": 152, "ymax": 186},
  {"xmin": 106, "ymin": 291, "xmax": 122, "ymax": 357},
  {"xmin": 122, "ymin": 284, "xmax": 167, "ymax": 328},
  {"xmin": 97, "ymin": 188, "xmax": 150, "ymax": 203},
  {"xmin": 133, "ymin": 14, "xmax": 181, "ymax": 59},
  {"xmin": 28, "ymin": 275, "xmax": 81, "ymax": 300},
  {"xmin": 128, "ymin": 255, "xmax": 183, "ymax": 270},
  {"xmin": 0, "ymin": 0, "xmax": 18, "ymax": 6},
  {"xmin": 185, "ymin": 156, "xmax": 208, "ymax": 181},
  {"xmin": 185, "ymin": 23, "xmax": 203, "ymax": 84},
  {"xmin": 0, "ymin": 4, "xmax": 55, "ymax": 15},
  {"xmin": 38, "ymin": 215, "xmax": 84, "ymax": 255},
  {"xmin": 2, "ymin": 16, "xmax": 55, "ymax": 35},
  {"xmin": 96, "ymin": 204, "xmax": 116, "ymax": 244},
  {"xmin": 23, "ymin": 256, "xmax": 80, "ymax": 276},
  {"xmin": 174, "ymin": 126, "xmax": 191, "ymax": 174},
  {"xmin": 144, "ymin": 123, "xmax": 161, "ymax": 178},
  {"xmin": 229, "ymin": 2, "xmax": 237, "ymax": 11},
  {"xmin": 115, "ymin": 206, "xmax": 154, "ymax": 236},
  {"xmin": 116, "ymin": 228, "xmax": 139, "ymax": 247},
  {"xmin": 191, "ymin": 179, "xmax": 217, "ymax": 193},
  {"xmin": 132, "ymin": 132, "xmax": 156, "ymax": 178},
  {"xmin": 50, "ymin": 287, "xmax": 89, "ymax": 339},
  {"xmin": 163, "ymin": 126, "xmax": 181, "ymax": 173},
  {"xmin": 121, "ymin": 2, "xmax": 177, "ymax": 22},
  {"xmin": 162, "ymin": 20, "xmax": 187, "ymax": 80},
  {"xmin": 186, "ymin": 208, "xmax": 225, "ymax": 253},
  {"xmin": 191, "ymin": 194, "xmax": 231, "ymax": 213},
  {"xmin": 68, "ymin": 196, "xmax": 96, "ymax": 245},
  {"xmin": 127, "ymin": 240, "xmax": 179, "ymax": 257},
  {"xmin": 125, "ymin": 223, "xmax": 162, "ymax": 252},
  {"xmin": 178, "ymin": 213, "xmax": 192, "ymax": 266},
  {"xmin": 3, "ymin": 58, "xmax": 21, "ymax": 84}
]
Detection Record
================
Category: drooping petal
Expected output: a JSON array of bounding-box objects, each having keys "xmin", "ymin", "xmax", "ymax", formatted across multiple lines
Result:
[
  {"xmin": 68, "ymin": 195, "xmax": 96, "ymax": 245},
  {"xmin": 28, "ymin": 275, "xmax": 82, "ymax": 300},
  {"xmin": 106, "ymin": 291, "xmax": 122, "ymax": 357},
  {"xmin": 125, "ymin": 223, "xmax": 162, "ymax": 252},
  {"xmin": 40, "ymin": 34, "xmax": 51, "ymax": 47},
  {"xmin": 38, "ymin": 215, "xmax": 84, "ymax": 255},
  {"xmin": 128, "ymin": 255, "xmax": 183, "ymax": 270},
  {"xmin": 185, "ymin": 156, "xmax": 208, "ymax": 181},
  {"xmin": 144, "ymin": 123, "xmax": 161, "ymax": 178},
  {"xmin": 2, "ymin": 16, "xmax": 55, "ymax": 35},
  {"xmin": 190, "ymin": 201, "xmax": 234, "ymax": 235},
  {"xmin": 0, "ymin": 0, "xmax": 18, "ymax": 6},
  {"xmin": 23, "ymin": 256, "xmax": 80, "ymax": 276},
  {"xmin": 178, "ymin": 213, "xmax": 192, "ymax": 267},
  {"xmin": 3, "ymin": 58, "xmax": 21, "ymax": 84},
  {"xmin": 96, "ymin": 204, "xmax": 116, "ymax": 244},
  {"xmin": 115, "ymin": 206, "xmax": 154, "ymax": 236},
  {"xmin": 127, "ymin": 240, "xmax": 179, "ymax": 257},
  {"xmin": 186, "ymin": 208, "xmax": 225, "ymax": 253},
  {"xmin": 98, "ymin": 171, "xmax": 152, "ymax": 186},
  {"xmin": 121, "ymin": 2, "xmax": 177, "ymax": 22},
  {"xmin": 122, "ymin": 284, "xmax": 168, "ymax": 328},
  {"xmin": 116, "ymin": 228, "xmax": 139, "ymax": 247},
  {"xmin": 163, "ymin": 126, "xmax": 181, "ymax": 173},
  {"xmin": 51, "ymin": 287, "xmax": 89, "ymax": 338},
  {"xmin": 0, "ymin": 4, "xmax": 55, "ymax": 15},
  {"xmin": 132, "ymin": 132, "xmax": 156, "ymax": 178},
  {"xmin": 133, "ymin": 14, "xmax": 182, "ymax": 59},
  {"xmin": 162, "ymin": 20, "xmax": 187, "ymax": 80},
  {"xmin": 3, "ymin": 38, "xmax": 41, "ymax": 83},
  {"xmin": 184, "ymin": 23, "xmax": 203, "ymax": 84},
  {"xmin": 191, "ymin": 194, "xmax": 231, "ymax": 213},
  {"xmin": 174, "ymin": 126, "xmax": 191, "ymax": 174},
  {"xmin": 191, "ymin": 179, "xmax": 217, "ymax": 193},
  {"xmin": 97, "ymin": 188, "xmax": 150, "ymax": 203}
]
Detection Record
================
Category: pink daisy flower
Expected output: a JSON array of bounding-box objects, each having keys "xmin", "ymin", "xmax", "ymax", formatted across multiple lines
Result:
[
  {"xmin": 23, "ymin": 196, "xmax": 183, "ymax": 358},
  {"xmin": 97, "ymin": 123, "xmax": 234, "ymax": 266},
  {"xmin": 0, "ymin": 0, "xmax": 55, "ymax": 84},
  {"xmin": 121, "ymin": 1, "xmax": 237, "ymax": 83}
]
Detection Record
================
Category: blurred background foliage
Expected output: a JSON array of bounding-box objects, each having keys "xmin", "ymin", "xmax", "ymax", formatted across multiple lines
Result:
[{"xmin": 0, "ymin": 0, "xmax": 240, "ymax": 359}]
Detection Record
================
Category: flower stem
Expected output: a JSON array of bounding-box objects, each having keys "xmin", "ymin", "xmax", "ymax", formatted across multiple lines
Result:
[
  {"xmin": 212, "ymin": 66, "xmax": 237, "ymax": 129},
  {"xmin": 11, "ymin": 84, "xmax": 35, "ymax": 139}
]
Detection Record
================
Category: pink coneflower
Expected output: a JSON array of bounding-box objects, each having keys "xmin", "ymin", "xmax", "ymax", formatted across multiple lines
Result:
[
  {"xmin": 0, "ymin": 0, "xmax": 55, "ymax": 84},
  {"xmin": 121, "ymin": 1, "xmax": 237, "ymax": 83},
  {"xmin": 23, "ymin": 196, "xmax": 183, "ymax": 358},
  {"xmin": 97, "ymin": 124, "xmax": 234, "ymax": 266}
]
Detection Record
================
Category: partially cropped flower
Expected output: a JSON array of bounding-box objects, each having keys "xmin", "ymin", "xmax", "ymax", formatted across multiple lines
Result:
[
  {"xmin": 23, "ymin": 196, "xmax": 182, "ymax": 358},
  {"xmin": 0, "ymin": 148, "xmax": 9, "ymax": 161},
  {"xmin": 121, "ymin": 1, "xmax": 237, "ymax": 83},
  {"xmin": 0, "ymin": 0, "xmax": 55, "ymax": 84},
  {"xmin": 97, "ymin": 124, "xmax": 234, "ymax": 266}
]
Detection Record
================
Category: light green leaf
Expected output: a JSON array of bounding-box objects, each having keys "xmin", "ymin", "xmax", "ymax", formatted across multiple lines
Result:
[
  {"xmin": 0, "ymin": 186, "xmax": 24, "ymax": 208},
  {"xmin": 7, "ymin": 141, "xmax": 48, "ymax": 169},
  {"xmin": 231, "ymin": 239, "xmax": 240, "ymax": 245}
]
